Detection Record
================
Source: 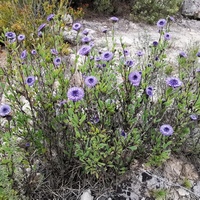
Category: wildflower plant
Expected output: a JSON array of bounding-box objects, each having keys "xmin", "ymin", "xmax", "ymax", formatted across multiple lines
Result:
[{"xmin": 0, "ymin": 15, "xmax": 200, "ymax": 198}]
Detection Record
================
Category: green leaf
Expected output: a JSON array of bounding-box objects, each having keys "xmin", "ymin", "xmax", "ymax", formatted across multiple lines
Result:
[{"xmin": 128, "ymin": 146, "xmax": 137, "ymax": 151}]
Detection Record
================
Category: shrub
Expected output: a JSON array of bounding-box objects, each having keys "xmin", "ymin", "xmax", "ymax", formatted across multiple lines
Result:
[{"xmin": 0, "ymin": 15, "xmax": 200, "ymax": 198}]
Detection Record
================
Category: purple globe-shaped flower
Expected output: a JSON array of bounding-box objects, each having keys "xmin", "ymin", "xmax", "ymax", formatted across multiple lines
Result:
[
  {"xmin": 101, "ymin": 51, "xmax": 113, "ymax": 61},
  {"xmin": 95, "ymin": 56, "xmax": 101, "ymax": 62},
  {"xmin": 26, "ymin": 76, "xmax": 35, "ymax": 86},
  {"xmin": 38, "ymin": 23, "xmax": 46, "ymax": 32},
  {"xmin": 78, "ymin": 45, "xmax": 91, "ymax": 56},
  {"xmin": 47, "ymin": 14, "xmax": 55, "ymax": 21},
  {"xmin": 72, "ymin": 23, "xmax": 82, "ymax": 31},
  {"xmin": 164, "ymin": 33, "xmax": 171, "ymax": 40},
  {"xmin": 125, "ymin": 59, "xmax": 135, "ymax": 67},
  {"xmin": 169, "ymin": 16, "xmax": 175, "ymax": 22},
  {"xmin": 82, "ymin": 36, "xmax": 92, "ymax": 43},
  {"xmin": 146, "ymin": 86, "xmax": 153, "ymax": 96},
  {"xmin": 123, "ymin": 50, "xmax": 129, "ymax": 56},
  {"xmin": 196, "ymin": 68, "xmax": 200, "ymax": 72},
  {"xmin": 21, "ymin": 50, "xmax": 27, "ymax": 59},
  {"xmin": 67, "ymin": 87, "xmax": 84, "ymax": 102},
  {"xmin": 102, "ymin": 28, "xmax": 108, "ymax": 33},
  {"xmin": 51, "ymin": 48, "xmax": 58, "ymax": 55},
  {"xmin": 157, "ymin": 19, "xmax": 167, "ymax": 28},
  {"xmin": 17, "ymin": 34, "xmax": 25, "ymax": 41},
  {"xmin": 190, "ymin": 114, "xmax": 198, "ymax": 120},
  {"xmin": 121, "ymin": 130, "xmax": 127, "ymax": 138},
  {"xmin": 38, "ymin": 31, "xmax": 42, "ymax": 37},
  {"xmin": 166, "ymin": 77, "xmax": 182, "ymax": 88},
  {"xmin": 82, "ymin": 29, "xmax": 89, "ymax": 35},
  {"xmin": 153, "ymin": 41, "xmax": 158, "ymax": 47},
  {"xmin": 0, "ymin": 104, "xmax": 11, "ymax": 117},
  {"xmin": 160, "ymin": 124, "xmax": 174, "ymax": 136},
  {"xmin": 179, "ymin": 51, "xmax": 187, "ymax": 58},
  {"xmin": 5, "ymin": 32, "xmax": 16, "ymax": 39},
  {"xmin": 110, "ymin": 16, "xmax": 119, "ymax": 23},
  {"xmin": 136, "ymin": 50, "xmax": 144, "ymax": 57},
  {"xmin": 53, "ymin": 57, "xmax": 62, "ymax": 65},
  {"xmin": 31, "ymin": 49, "xmax": 37, "ymax": 55},
  {"xmin": 128, "ymin": 71, "xmax": 142, "ymax": 86},
  {"xmin": 196, "ymin": 52, "xmax": 200, "ymax": 57},
  {"xmin": 85, "ymin": 76, "xmax": 98, "ymax": 88}
]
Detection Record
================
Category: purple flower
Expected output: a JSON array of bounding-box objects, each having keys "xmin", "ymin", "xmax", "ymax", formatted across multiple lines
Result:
[
  {"xmin": 91, "ymin": 115, "xmax": 100, "ymax": 124},
  {"xmin": 157, "ymin": 19, "xmax": 167, "ymax": 28},
  {"xmin": 82, "ymin": 36, "xmax": 92, "ymax": 43},
  {"xmin": 146, "ymin": 86, "xmax": 153, "ymax": 96},
  {"xmin": 110, "ymin": 16, "xmax": 119, "ymax": 23},
  {"xmin": 78, "ymin": 45, "xmax": 91, "ymax": 56},
  {"xmin": 5, "ymin": 32, "xmax": 16, "ymax": 39},
  {"xmin": 82, "ymin": 29, "xmax": 89, "ymax": 35},
  {"xmin": 25, "ymin": 76, "xmax": 35, "ymax": 86},
  {"xmin": 128, "ymin": 71, "xmax": 142, "ymax": 86},
  {"xmin": 53, "ymin": 57, "xmax": 61, "ymax": 65},
  {"xmin": 89, "ymin": 41, "xmax": 95, "ymax": 48},
  {"xmin": 31, "ymin": 49, "xmax": 37, "ymax": 55},
  {"xmin": 38, "ymin": 23, "xmax": 46, "ymax": 32},
  {"xmin": 160, "ymin": 124, "xmax": 174, "ymax": 136},
  {"xmin": 38, "ymin": 31, "xmax": 42, "ymax": 37},
  {"xmin": 196, "ymin": 68, "xmax": 200, "ymax": 72},
  {"xmin": 123, "ymin": 50, "xmax": 129, "ymax": 56},
  {"xmin": 125, "ymin": 59, "xmax": 135, "ymax": 67},
  {"xmin": 21, "ymin": 50, "xmax": 27, "ymax": 59},
  {"xmin": 17, "ymin": 34, "xmax": 25, "ymax": 41},
  {"xmin": 72, "ymin": 23, "xmax": 81, "ymax": 31},
  {"xmin": 51, "ymin": 48, "xmax": 58, "ymax": 55},
  {"xmin": 153, "ymin": 41, "xmax": 158, "ymax": 47},
  {"xmin": 196, "ymin": 52, "xmax": 200, "ymax": 57},
  {"xmin": 0, "ymin": 104, "xmax": 11, "ymax": 117},
  {"xmin": 136, "ymin": 50, "xmax": 144, "ymax": 57},
  {"xmin": 169, "ymin": 16, "xmax": 175, "ymax": 22},
  {"xmin": 121, "ymin": 130, "xmax": 127, "ymax": 138},
  {"xmin": 47, "ymin": 14, "xmax": 55, "ymax": 21},
  {"xmin": 164, "ymin": 32, "xmax": 171, "ymax": 40},
  {"xmin": 95, "ymin": 56, "xmax": 101, "ymax": 62},
  {"xmin": 85, "ymin": 76, "xmax": 98, "ymax": 87},
  {"xmin": 59, "ymin": 100, "xmax": 67, "ymax": 106},
  {"xmin": 101, "ymin": 51, "xmax": 113, "ymax": 61},
  {"xmin": 102, "ymin": 28, "xmax": 108, "ymax": 33},
  {"xmin": 166, "ymin": 77, "xmax": 182, "ymax": 88},
  {"xmin": 190, "ymin": 114, "xmax": 198, "ymax": 120},
  {"xmin": 179, "ymin": 51, "xmax": 187, "ymax": 58},
  {"xmin": 67, "ymin": 87, "xmax": 84, "ymax": 102}
]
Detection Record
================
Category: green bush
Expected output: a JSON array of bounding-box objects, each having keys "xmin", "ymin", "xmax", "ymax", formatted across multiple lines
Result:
[{"xmin": 0, "ymin": 15, "xmax": 200, "ymax": 198}]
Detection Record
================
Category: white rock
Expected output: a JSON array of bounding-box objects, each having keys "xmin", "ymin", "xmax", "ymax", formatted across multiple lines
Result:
[
  {"xmin": 177, "ymin": 188, "xmax": 190, "ymax": 196},
  {"xmin": 63, "ymin": 14, "xmax": 73, "ymax": 25},
  {"xmin": 193, "ymin": 181, "xmax": 200, "ymax": 196},
  {"xmin": 80, "ymin": 189, "xmax": 93, "ymax": 200}
]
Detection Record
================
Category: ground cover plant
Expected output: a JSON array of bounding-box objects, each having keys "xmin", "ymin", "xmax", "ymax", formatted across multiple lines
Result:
[{"xmin": 0, "ymin": 11, "xmax": 200, "ymax": 200}]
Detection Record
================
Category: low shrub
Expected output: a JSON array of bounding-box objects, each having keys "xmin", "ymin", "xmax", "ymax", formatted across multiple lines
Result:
[{"xmin": 0, "ymin": 14, "xmax": 199, "ymax": 198}]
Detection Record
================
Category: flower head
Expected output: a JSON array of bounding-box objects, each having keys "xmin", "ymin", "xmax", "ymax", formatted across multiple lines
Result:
[
  {"xmin": 21, "ymin": 50, "xmax": 27, "ymax": 59},
  {"xmin": 95, "ymin": 56, "xmax": 101, "ymax": 62},
  {"xmin": 166, "ymin": 77, "xmax": 182, "ymax": 88},
  {"xmin": 51, "ymin": 48, "xmax": 58, "ymax": 55},
  {"xmin": 82, "ymin": 29, "xmax": 89, "ymax": 35},
  {"xmin": 196, "ymin": 52, "xmax": 200, "ymax": 57},
  {"xmin": 25, "ymin": 76, "xmax": 35, "ymax": 86},
  {"xmin": 123, "ymin": 50, "xmax": 129, "ymax": 56},
  {"xmin": 31, "ymin": 49, "xmax": 37, "ymax": 55},
  {"xmin": 102, "ymin": 28, "xmax": 108, "ymax": 33},
  {"xmin": 53, "ymin": 57, "xmax": 62, "ymax": 65},
  {"xmin": 190, "ymin": 114, "xmax": 198, "ymax": 120},
  {"xmin": 101, "ymin": 51, "xmax": 113, "ymax": 61},
  {"xmin": 157, "ymin": 19, "xmax": 167, "ymax": 28},
  {"xmin": 0, "ymin": 104, "xmax": 11, "ymax": 117},
  {"xmin": 121, "ymin": 130, "xmax": 127, "ymax": 138},
  {"xmin": 82, "ymin": 36, "xmax": 92, "ymax": 43},
  {"xmin": 5, "ymin": 32, "xmax": 16, "ymax": 39},
  {"xmin": 125, "ymin": 59, "xmax": 135, "ymax": 67},
  {"xmin": 38, "ymin": 31, "xmax": 42, "ymax": 37},
  {"xmin": 153, "ymin": 41, "xmax": 158, "ymax": 47},
  {"xmin": 67, "ymin": 87, "xmax": 84, "ymax": 102},
  {"xmin": 47, "ymin": 14, "xmax": 55, "ymax": 21},
  {"xmin": 90, "ymin": 115, "xmax": 100, "ymax": 124},
  {"xmin": 160, "ymin": 124, "xmax": 174, "ymax": 136},
  {"xmin": 164, "ymin": 32, "xmax": 171, "ymax": 40},
  {"xmin": 136, "ymin": 50, "xmax": 144, "ymax": 57},
  {"xmin": 128, "ymin": 71, "xmax": 142, "ymax": 86},
  {"xmin": 146, "ymin": 86, "xmax": 153, "ymax": 96},
  {"xmin": 179, "ymin": 51, "xmax": 187, "ymax": 58},
  {"xmin": 78, "ymin": 45, "xmax": 91, "ymax": 56},
  {"xmin": 85, "ymin": 76, "xmax": 98, "ymax": 87},
  {"xmin": 38, "ymin": 23, "xmax": 46, "ymax": 32},
  {"xmin": 72, "ymin": 23, "xmax": 81, "ymax": 31},
  {"xmin": 110, "ymin": 16, "xmax": 119, "ymax": 23},
  {"xmin": 17, "ymin": 34, "xmax": 25, "ymax": 41},
  {"xmin": 169, "ymin": 16, "xmax": 175, "ymax": 22}
]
